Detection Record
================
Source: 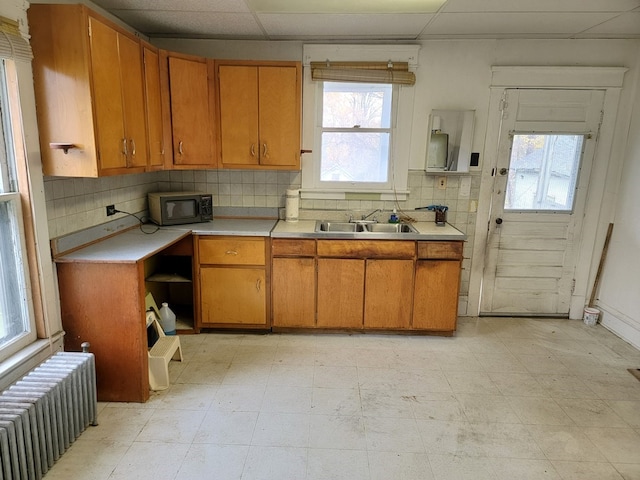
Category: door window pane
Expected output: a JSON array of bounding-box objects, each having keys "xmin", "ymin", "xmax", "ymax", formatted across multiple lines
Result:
[{"xmin": 505, "ymin": 134, "xmax": 584, "ymax": 211}]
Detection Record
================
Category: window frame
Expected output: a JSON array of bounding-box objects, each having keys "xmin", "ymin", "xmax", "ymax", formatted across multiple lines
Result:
[
  {"xmin": 301, "ymin": 44, "xmax": 419, "ymax": 200},
  {"xmin": 314, "ymin": 80, "xmax": 397, "ymax": 190}
]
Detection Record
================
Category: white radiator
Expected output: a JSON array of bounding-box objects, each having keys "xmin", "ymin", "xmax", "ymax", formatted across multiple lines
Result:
[{"xmin": 0, "ymin": 348, "xmax": 97, "ymax": 480}]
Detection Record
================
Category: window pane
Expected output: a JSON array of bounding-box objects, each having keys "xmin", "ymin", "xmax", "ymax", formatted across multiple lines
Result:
[
  {"xmin": 504, "ymin": 134, "xmax": 584, "ymax": 211},
  {"xmin": 0, "ymin": 198, "xmax": 30, "ymax": 350},
  {"xmin": 321, "ymin": 132, "xmax": 390, "ymax": 182},
  {"xmin": 322, "ymin": 82, "xmax": 391, "ymax": 128}
]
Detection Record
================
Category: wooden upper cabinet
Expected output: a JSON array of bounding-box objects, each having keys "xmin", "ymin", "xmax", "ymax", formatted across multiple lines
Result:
[
  {"xmin": 29, "ymin": 4, "xmax": 148, "ymax": 177},
  {"xmin": 161, "ymin": 52, "xmax": 216, "ymax": 169},
  {"xmin": 142, "ymin": 43, "xmax": 166, "ymax": 170},
  {"xmin": 217, "ymin": 61, "xmax": 301, "ymax": 170}
]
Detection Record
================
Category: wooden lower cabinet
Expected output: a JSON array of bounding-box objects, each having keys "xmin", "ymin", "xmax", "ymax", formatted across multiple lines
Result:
[
  {"xmin": 272, "ymin": 257, "xmax": 316, "ymax": 327},
  {"xmin": 196, "ymin": 236, "xmax": 269, "ymax": 328},
  {"xmin": 364, "ymin": 259, "xmax": 414, "ymax": 329},
  {"xmin": 200, "ymin": 267, "xmax": 266, "ymax": 325},
  {"xmin": 317, "ymin": 258, "xmax": 365, "ymax": 328},
  {"xmin": 412, "ymin": 259, "xmax": 461, "ymax": 332}
]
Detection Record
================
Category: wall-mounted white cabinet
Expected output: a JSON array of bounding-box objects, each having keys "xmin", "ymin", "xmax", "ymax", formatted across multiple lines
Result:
[{"xmin": 425, "ymin": 110, "xmax": 475, "ymax": 173}]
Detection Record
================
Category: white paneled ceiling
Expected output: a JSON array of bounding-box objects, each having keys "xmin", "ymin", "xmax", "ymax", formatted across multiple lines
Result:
[{"xmin": 87, "ymin": 0, "xmax": 640, "ymax": 39}]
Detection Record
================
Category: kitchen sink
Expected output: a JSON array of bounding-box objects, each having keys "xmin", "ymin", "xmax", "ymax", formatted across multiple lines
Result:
[
  {"xmin": 314, "ymin": 221, "xmax": 418, "ymax": 234},
  {"xmin": 316, "ymin": 222, "xmax": 365, "ymax": 232},
  {"xmin": 365, "ymin": 223, "xmax": 417, "ymax": 233}
]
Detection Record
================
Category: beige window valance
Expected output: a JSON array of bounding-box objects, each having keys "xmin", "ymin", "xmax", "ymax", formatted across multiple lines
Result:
[
  {"xmin": 0, "ymin": 17, "xmax": 32, "ymax": 62},
  {"xmin": 310, "ymin": 61, "xmax": 415, "ymax": 85}
]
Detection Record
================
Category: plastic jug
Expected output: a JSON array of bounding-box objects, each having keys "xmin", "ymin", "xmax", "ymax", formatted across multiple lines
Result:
[{"xmin": 158, "ymin": 302, "xmax": 177, "ymax": 335}]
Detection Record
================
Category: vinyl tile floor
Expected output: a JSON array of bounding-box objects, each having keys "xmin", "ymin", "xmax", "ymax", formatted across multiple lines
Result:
[{"xmin": 44, "ymin": 318, "xmax": 640, "ymax": 479}]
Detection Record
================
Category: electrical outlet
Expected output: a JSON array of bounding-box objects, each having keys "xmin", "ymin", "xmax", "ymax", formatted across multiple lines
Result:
[
  {"xmin": 437, "ymin": 176, "xmax": 447, "ymax": 190},
  {"xmin": 106, "ymin": 205, "xmax": 117, "ymax": 216}
]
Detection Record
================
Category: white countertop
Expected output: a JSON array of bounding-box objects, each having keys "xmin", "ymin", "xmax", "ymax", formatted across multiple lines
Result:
[{"xmin": 56, "ymin": 228, "xmax": 190, "ymax": 263}]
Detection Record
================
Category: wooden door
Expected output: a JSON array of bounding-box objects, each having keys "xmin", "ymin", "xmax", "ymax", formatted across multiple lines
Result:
[
  {"xmin": 118, "ymin": 33, "xmax": 147, "ymax": 169},
  {"xmin": 200, "ymin": 267, "xmax": 266, "ymax": 325},
  {"xmin": 88, "ymin": 17, "xmax": 126, "ymax": 171},
  {"xmin": 258, "ymin": 66, "xmax": 300, "ymax": 168},
  {"xmin": 482, "ymin": 89, "xmax": 604, "ymax": 315},
  {"xmin": 218, "ymin": 65, "xmax": 259, "ymax": 166},
  {"xmin": 168, "ymin": 56, "xmax": 215, "ymax": 167},
  {"xmin": 272, "ymin": 257, "xmax": 316, "ymax": 327},
  {"xmin": 413, "ymin": 260, "xmax": 460, "ymax": 331},
  {"xmin": 364, "ymin": 259, "xmax": 413, "ymax": 329},
  {"xmin": 317, "ymin": 258, "xmax": 364, "ymax": 328},
  {"xmin": 143, "ymin": 45, "xmax": 165, "ymax": 169}
]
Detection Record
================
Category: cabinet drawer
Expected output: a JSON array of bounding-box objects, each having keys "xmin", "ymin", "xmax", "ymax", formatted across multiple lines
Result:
[
  {"xmin": 272, "ymin": 239, "xmax": 316, "ymax": 257},
  {"xmin": 199, "ymin": 237, "xmax": 266, "ymax": 265},
  {"xmin": 417, "ymin": 241, "xmax": 463, "ymax": 260},
  {"xmin": 317, "ymin": 240, "xmax": 415, "ymax": 259}
]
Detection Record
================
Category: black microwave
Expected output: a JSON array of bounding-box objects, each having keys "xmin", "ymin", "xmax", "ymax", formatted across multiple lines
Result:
[{"xmin": 148, "ymin": 192, "xmax": 213, "ymax": 226}]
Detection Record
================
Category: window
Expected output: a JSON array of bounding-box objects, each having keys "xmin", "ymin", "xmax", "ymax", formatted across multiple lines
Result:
[
  {"xmin": 0, "ymin": 59, "xmax": 36, "ymax": 362},
  {"xmin": 505, "ymin": 134, "xmax": 585, "ymax": 212},
  {"xmin": 319, "ymin": 82, "xmax": 394, "ymax": 185}
]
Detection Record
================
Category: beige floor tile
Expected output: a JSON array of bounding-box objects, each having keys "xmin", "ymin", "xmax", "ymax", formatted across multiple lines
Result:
[
  {"xmin": 490, "ymin": 458, "xmax": 561, "ymax": 479},
  {"xmin": 583, "ymin": 427, "xmax": 640, "ymax": 463},
  {"xmin": 311, "ymin": 387, "xmax": 362, "ymax": 416},
  {"xmin": 306, "ymin": 448, "xmax": 369, "ymax": 480},
  {"xmin": 242, "ymin": 446, "xmax": 307, "ymax": 480},
  {"xmin": 525, "ymin": 424, "xmax": 607, "ymax": 462},
  {"xmin": 309, "ymin": 414, "xmax": 367, "ymax": 450},
  {"xmin": 313, "ymin": 365, "xmax": 359, "ymax": 388},
  {"xmin": 368, "ymin": 451, "xmax": 433, "ymax": 480},
  {"xmin": 193, "ymin": 410, "xmax": 258, "ymax": 445},
  {"xmin": 364, "ymin": 416, "xmax": 424, "ymax": 453},
  {"xmin": 108, "ymin": 441, "xmax": 190, "ymax": 480},
  {"xmin": 556, "ymin": 398, "xmax": 628, "ymax": 427},
  {"xmin": 444, "ymin": 370, "xmax": 501, "ymax": 395},
  {"xmin": 456, "ymin": 393, "xmax": 521, "ymax": 423},
  {"xmin": 506, "ymin": 396, "xmax": 575, "ymax": 425},
  {"xmin": 251, "ymin": 412, "xmax": 310, "ymax": 447},
  {"xmin": 551, "ymin": 460, "xmax": 625, "ymax": 479},
  {"xmin": 175, "ymin": 444, "xmax": 248, "ymax": 480},
  {"xmin": 135, "ymin": 408, "xmax": 206, "ymax": 444}
]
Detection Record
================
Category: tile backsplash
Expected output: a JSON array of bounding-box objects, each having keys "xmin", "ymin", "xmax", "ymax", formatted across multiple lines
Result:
[{"xmin": 44, "ymin": 169, "xmax": 478, "ymax": 314}]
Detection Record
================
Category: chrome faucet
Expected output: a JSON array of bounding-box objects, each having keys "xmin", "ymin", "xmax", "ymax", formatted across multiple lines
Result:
[{"xmin": 360, "ymin": 209, "xmax": 382, "ymax": 222}]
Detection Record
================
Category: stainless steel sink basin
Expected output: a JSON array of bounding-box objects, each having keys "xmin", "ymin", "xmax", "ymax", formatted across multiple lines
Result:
[
  {"xmin": 314, "ymin": 221, "xmax": 417, "ymax": 234},
  {"xmin": 365, "ymin": 223, "xmax": 417, "ymax": 233},
  {"xmin": 316, "ymin": 221, "xmax": 365, "ymax": 232}
]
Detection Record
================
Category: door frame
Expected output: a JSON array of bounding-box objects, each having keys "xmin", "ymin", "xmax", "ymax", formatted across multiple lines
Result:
[{"xmin": 468, "ymin": 66, "xmax": 627, "ymax": 319}]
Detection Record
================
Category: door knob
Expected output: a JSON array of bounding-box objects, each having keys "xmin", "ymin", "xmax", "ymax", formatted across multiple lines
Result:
[{"xmin": 496, "ymin": 218, "xmax": 503, "ymax": 225}]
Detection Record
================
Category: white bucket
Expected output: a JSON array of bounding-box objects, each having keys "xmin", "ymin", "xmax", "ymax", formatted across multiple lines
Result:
[{"xmin": 583, "ymin": 307, "xmax": 600, "ymax": 326}]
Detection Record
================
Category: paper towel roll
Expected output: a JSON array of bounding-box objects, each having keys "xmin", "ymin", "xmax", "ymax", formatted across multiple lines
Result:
[{"xmin": 285, "ymin": 189, "xmax": 299, "ymax": 222}]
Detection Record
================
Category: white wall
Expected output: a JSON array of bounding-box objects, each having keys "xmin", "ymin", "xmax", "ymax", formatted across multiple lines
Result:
[{"xmin": 598, "ymin": 54, "xmax": 640, "ymax": 349}]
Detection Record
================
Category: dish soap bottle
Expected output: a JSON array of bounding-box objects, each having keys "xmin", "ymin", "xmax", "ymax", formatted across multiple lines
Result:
[
  {"xmin": 158, "ymin": 302, "xmax": 177, "ymax": 335},
  {"xmin": 389, "ymin": 209, "xmax": 399, "ymax": 223}
]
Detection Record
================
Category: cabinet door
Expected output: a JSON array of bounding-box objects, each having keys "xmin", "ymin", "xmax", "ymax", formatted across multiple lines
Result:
[
  {"xmin": 364, "ymin": 259, "xmax": 414, "ymax": 329},
  {"xmin": 413, "ymin": 260, "xmax": 461, "ymax": 332},
  {"xmin": 119, "ymin": 33, "xmax": 148, "ymax": 168},
  {"xmin": 218, "ymin": 65, "xmax": 259, "ymax": 166},
  {"xmin": 88, "ymin": 17, "xmax": 126, "ymax": 171},
  {"xmin": 272, "ymin": 257, "xmax": 316, "ymax": 327},
  {"xmin": 258, "ymin": 66, "xmax": 300, "ymax": 168},
  {"xmin": 317, "ymin": 258, "xmax": 364, "ymax": 328},
  {"xmin": 200, "ymin": 267, "xmax": 266, "ymax": 325},
  {"xmin": 168, "ymin": 56, "xmax": 215, "ymax": 167},
  {"xmin": 143, "ymin": 45, "xmax": 165, "ymax": 169}
]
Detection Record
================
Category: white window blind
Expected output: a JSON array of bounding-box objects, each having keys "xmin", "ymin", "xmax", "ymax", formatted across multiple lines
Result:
[{"xmin": 0, "ymin": 16, "xmax": 32, "ymax": 62}]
